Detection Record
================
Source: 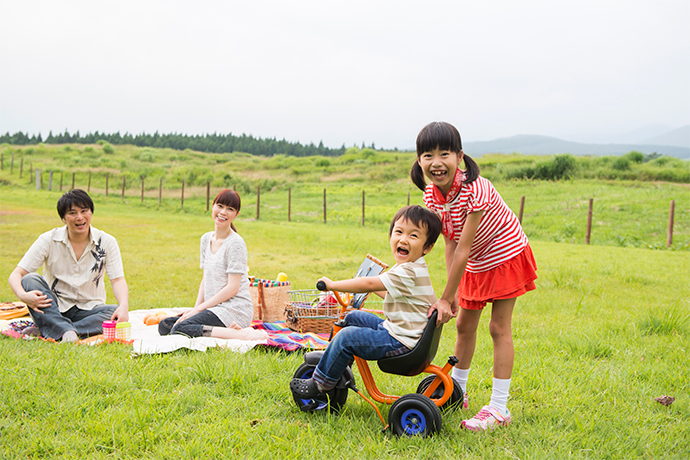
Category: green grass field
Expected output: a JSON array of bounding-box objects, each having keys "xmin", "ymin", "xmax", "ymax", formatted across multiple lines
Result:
[{"xmin": 1, "ymin": 180, "xmax": 689, "ymax": 458}]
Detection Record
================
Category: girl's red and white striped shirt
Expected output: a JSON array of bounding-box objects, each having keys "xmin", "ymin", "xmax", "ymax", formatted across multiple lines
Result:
[{"xmin": 423, "ymin": 173, "xmax": 528, "ymax": 273}]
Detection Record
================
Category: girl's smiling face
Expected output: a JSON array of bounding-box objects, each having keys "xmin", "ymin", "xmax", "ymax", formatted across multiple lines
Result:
[
  {"xmin": 418, "ymin": 148, "xmax": 463, "ymax": 195},
  {"xmin": 212, "ymin": 202, "xmax": 238, "ymax": 229}
]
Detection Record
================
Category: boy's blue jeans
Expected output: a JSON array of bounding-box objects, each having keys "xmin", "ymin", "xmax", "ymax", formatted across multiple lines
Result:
[
  {"xmin": 21, "ymin": 273, "xmax": 117, "ymax": 340},
  {"xmin": 312, "ymin": 310, "xmax": 409, "ymax": 390}
]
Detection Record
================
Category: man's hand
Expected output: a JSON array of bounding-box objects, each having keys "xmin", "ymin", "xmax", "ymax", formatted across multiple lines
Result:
[
  {"xmin": 111, "ymin": 304, "xmax": 129, "ymax": 322},
  {"xmin": 20, "ymin": 290, "xmax": 51, "ymax": 314},
  {"xmin": 428, "ymin": 298, "xmax": 457, "ymax": 326}
]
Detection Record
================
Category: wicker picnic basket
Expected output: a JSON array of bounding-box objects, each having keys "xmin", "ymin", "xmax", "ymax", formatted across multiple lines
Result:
[
  {"xmin": 249, "ymin": 278, "xmax": 291, "ymax": 323},
  {"xmin": 285, "ymin": 289, "xmax": 340, "ymax": 334}
]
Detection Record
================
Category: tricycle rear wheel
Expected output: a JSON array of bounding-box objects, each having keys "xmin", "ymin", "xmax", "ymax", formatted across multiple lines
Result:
[
  {"xmin": 416, "ymin": 375, "xmax": 464, "ymax": 411},
  {"xmin": 388, "ymin": 393, "xmax": 442, "ymax": 437}
]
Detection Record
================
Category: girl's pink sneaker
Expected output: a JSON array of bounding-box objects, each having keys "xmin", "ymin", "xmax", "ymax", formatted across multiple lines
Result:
[
  {"xmin": 461, "ymin": 405, "xmax": 511, "ymax": 431},
  {"xmin": 462, "ymin": 391, "xmax": 469, "ymax": 409}
]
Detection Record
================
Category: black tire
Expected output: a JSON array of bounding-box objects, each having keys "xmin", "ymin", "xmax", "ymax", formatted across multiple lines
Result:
[
  {"xmin": 388, "ymin": 393, "xmax": 442, "ymax": 437},
  {"xmin": 416, "ymin": 375, "xmax": 464, "ymax": 412},
  {"xmin": 291, "ymin": 362, "xmax": 348, "ymax": 413}
]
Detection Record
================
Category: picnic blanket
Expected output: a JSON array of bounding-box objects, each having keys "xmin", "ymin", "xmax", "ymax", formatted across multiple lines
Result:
[
  {"xmin": 0, "ymin": 308, "xmax": 330, "ymax": 354},
  {"xmin": 253, "ymin": 320, "xmax": 330, "ymax": 351}
]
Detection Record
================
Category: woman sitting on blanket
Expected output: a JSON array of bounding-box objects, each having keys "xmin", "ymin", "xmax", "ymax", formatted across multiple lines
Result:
[{"xmin": 159, "ymin": 190, "xmax": 267, "ymax": 341}]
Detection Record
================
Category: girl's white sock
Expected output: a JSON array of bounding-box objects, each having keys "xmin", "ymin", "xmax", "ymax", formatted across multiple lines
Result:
[
  {"xmin": 451, "ymin": 367, "xmax": 470, "ymax": 393},
  {"xmin": 489, "ymin": 377, "xmax": 511, "ymax": 416}
]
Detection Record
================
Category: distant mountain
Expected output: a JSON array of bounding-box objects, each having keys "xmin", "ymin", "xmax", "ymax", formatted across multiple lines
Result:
[
  {"xmin": 464, "ymin": 134, "xmax": 690, "ymax": 159},
  {"xmin": 641, "ymin": 125, "xmax": 690, "ymax": 148}
]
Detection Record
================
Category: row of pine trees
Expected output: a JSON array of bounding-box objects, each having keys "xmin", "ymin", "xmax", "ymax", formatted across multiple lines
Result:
[{"xmin": 0, "ymin": 130, "xmax": 370, "ymax": 157}]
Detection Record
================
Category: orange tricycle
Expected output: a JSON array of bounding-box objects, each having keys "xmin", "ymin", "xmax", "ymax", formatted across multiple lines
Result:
[{"xmin": 289, "ymin": 257, "xmax": 462, "ymax": 437}]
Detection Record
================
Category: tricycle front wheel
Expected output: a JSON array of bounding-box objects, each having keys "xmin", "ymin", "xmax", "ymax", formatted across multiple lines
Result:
[{"xmin": 291, "ymin": 362, "xmax": 348, "ymax": 413}]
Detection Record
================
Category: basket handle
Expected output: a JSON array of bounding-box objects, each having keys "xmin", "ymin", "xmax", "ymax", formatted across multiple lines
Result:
[{"xmin": 257, "ymin": 283, "xmax": 266, "ymax": 321}]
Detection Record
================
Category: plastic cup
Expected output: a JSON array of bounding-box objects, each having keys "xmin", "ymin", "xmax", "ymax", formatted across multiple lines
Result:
[
  {"xmin": 103, "ymin": 320, "xmax": 117, "ymax": 340},
  {"xmin": 115, "ymin": 321, "xmax": 131, "ymax": 340}
]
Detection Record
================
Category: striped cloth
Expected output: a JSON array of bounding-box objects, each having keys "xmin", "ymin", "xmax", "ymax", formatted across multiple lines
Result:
[
  {"xmin": 252, "ymin": 320, "xmax": 329, "ymax": 351},
  {"xmin": 423, "ymin": 173, "xmax": 528, "ymax": 273}
]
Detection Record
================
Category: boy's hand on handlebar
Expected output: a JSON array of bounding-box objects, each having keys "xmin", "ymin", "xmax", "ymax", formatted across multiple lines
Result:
[{"xmin": 316, "ymin": 277, "xmax": 332, "ymax": 291}]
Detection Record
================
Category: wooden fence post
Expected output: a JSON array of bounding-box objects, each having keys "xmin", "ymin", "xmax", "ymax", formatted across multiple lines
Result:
[
  {"xmin": 362, "ymin": 190, "xmax": 365, "ymax": 226},
  {"xmin": 141, "ymin": 176, "xmax": 145, "ymax": 203},
  {"xmin": 181, "ymin": 180, "xmax": 185, "ymax": 208},
  {"xmin": 667, "ymin": 200, "xmax": 675, "ymax": 248},
  {"xmin": 206, "ymin": 181, "xmax": 210, "ymax": 211},
  {"xmin": 323, "ymin": 188, "xmax": 327, "ymax": 223},
  {"xmin": 288, "ymin": 187, "xmax": 291, "ymax": 222},
  {"xmin": 48, "ymin": 171, "xmax": 53, "ymax": 191},
  {"xmin": 71, "ymin": 172, "xmax": 75, "ymax": 191},
  {"xmin": 407, "ymin": 191, "xmax": 410, "ymax": 206},
  {"xmin": 105, "ymin": 173, "xmax": 109, "ymax": 197},
  {"xmin": 159, "ymin": 177, "xmax": 162, "ymax": 205},
  {"xmin": 88, "ymin": 171, "xmax": 92, "ymax": 192},
  {"xmin": 121, "ymin": 175, "xmax": 126, "ymax": 199},
  {"xmin": 35, "ymin": 169, "xmax": 40, "ymax": 190},
  {"xmin": 518, "ymin": 196, "xmax": 525, "ymax": 223},
  {"xmin": 256, "ymin": 185, "xmax": 260, "ymax": 220},
  {"xmin": 586, "ymin": 198, "xmax": 593, "ymax": 245}
]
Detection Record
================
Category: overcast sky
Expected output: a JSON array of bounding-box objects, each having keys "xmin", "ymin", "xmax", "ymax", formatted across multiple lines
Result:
[{"xmin": 1, "ymin": 0, "xmax": 688, "ymax": 150}]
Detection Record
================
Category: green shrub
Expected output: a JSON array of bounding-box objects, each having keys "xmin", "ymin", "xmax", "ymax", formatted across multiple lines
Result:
[
  {"xmin": 626, "ymin": 151, "xmax": 644, "ymax": 163},
  {"xmin": 140, "ymin": 152, "xmax": 155, "ymax": 162},
  {"xmin": 611, "ymin": 157, "xmax": 631, "ymax": 171},
  {"xmin": 102, "ymin": 143, "xmax": 114, "ymax": 154}
]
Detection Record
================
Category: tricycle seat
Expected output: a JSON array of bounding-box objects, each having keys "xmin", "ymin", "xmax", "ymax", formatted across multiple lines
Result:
[{"xmin": 377, "ymin": 310, "xmax": 442, "ymax": 377}]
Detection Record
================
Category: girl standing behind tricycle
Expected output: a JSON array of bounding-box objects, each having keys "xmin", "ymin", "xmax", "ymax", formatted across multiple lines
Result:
[{"xmin": 412, "ymin": 121, "xmax": 537, "ymax": 431}]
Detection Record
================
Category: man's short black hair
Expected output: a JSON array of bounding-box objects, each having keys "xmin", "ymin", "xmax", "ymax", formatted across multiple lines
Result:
[
  {"xmin": 389, "ymin": 205, "xmax": 442, "ymax": 249},
  {"xmin": 57, "ymin": 189, "xmax": 94, "ymax": 219}
]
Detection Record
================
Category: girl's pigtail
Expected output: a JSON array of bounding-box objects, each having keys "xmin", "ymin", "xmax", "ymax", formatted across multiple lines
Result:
[
  {"xmin": 231, "ymin": 223, "xmax": 238, "ymax": 233},
  {"xmin": 410, "ymin": 161, "xmax": 427, "ymax": 191},
  {"xmin": 463, "ymin": 154, "xmax": 480, "ymax": 184}
]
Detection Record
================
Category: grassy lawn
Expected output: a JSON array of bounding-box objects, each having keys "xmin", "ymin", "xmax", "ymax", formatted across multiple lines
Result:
[{"xmin": 1, "ymin": 185, "xmax": 689, "ymax": 459}]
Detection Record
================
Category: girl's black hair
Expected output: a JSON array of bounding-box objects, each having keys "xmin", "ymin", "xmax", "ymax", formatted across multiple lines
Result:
[
  {"xmin": 410, "ymin": 121, "xmax": 480, "ymax": 191},
  {"xmin": 213, "ymin": 189, "xmax": 241, "ymax": 233}
]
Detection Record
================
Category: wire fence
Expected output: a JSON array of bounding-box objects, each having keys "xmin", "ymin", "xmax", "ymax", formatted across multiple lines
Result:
[{"xmin": 1, "ymin": 160, "xmax": 685, "ymax": 250}]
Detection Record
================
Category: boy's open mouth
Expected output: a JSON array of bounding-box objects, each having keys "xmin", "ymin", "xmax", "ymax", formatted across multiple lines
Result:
[{"xmin": 397, "ymin": 247, "xmax": 409, "ymax": 256}]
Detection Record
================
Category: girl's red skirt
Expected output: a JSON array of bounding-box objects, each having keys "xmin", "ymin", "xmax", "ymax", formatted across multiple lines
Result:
[{"xmin": 458, "ymin": 244, "xmax": 537, "ymax": 310}]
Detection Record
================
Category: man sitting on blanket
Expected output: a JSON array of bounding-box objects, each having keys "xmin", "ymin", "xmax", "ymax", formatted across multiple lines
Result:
[{"xmin": 8, "ymin": 189, "xmax": 130, "ymax": 342}]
